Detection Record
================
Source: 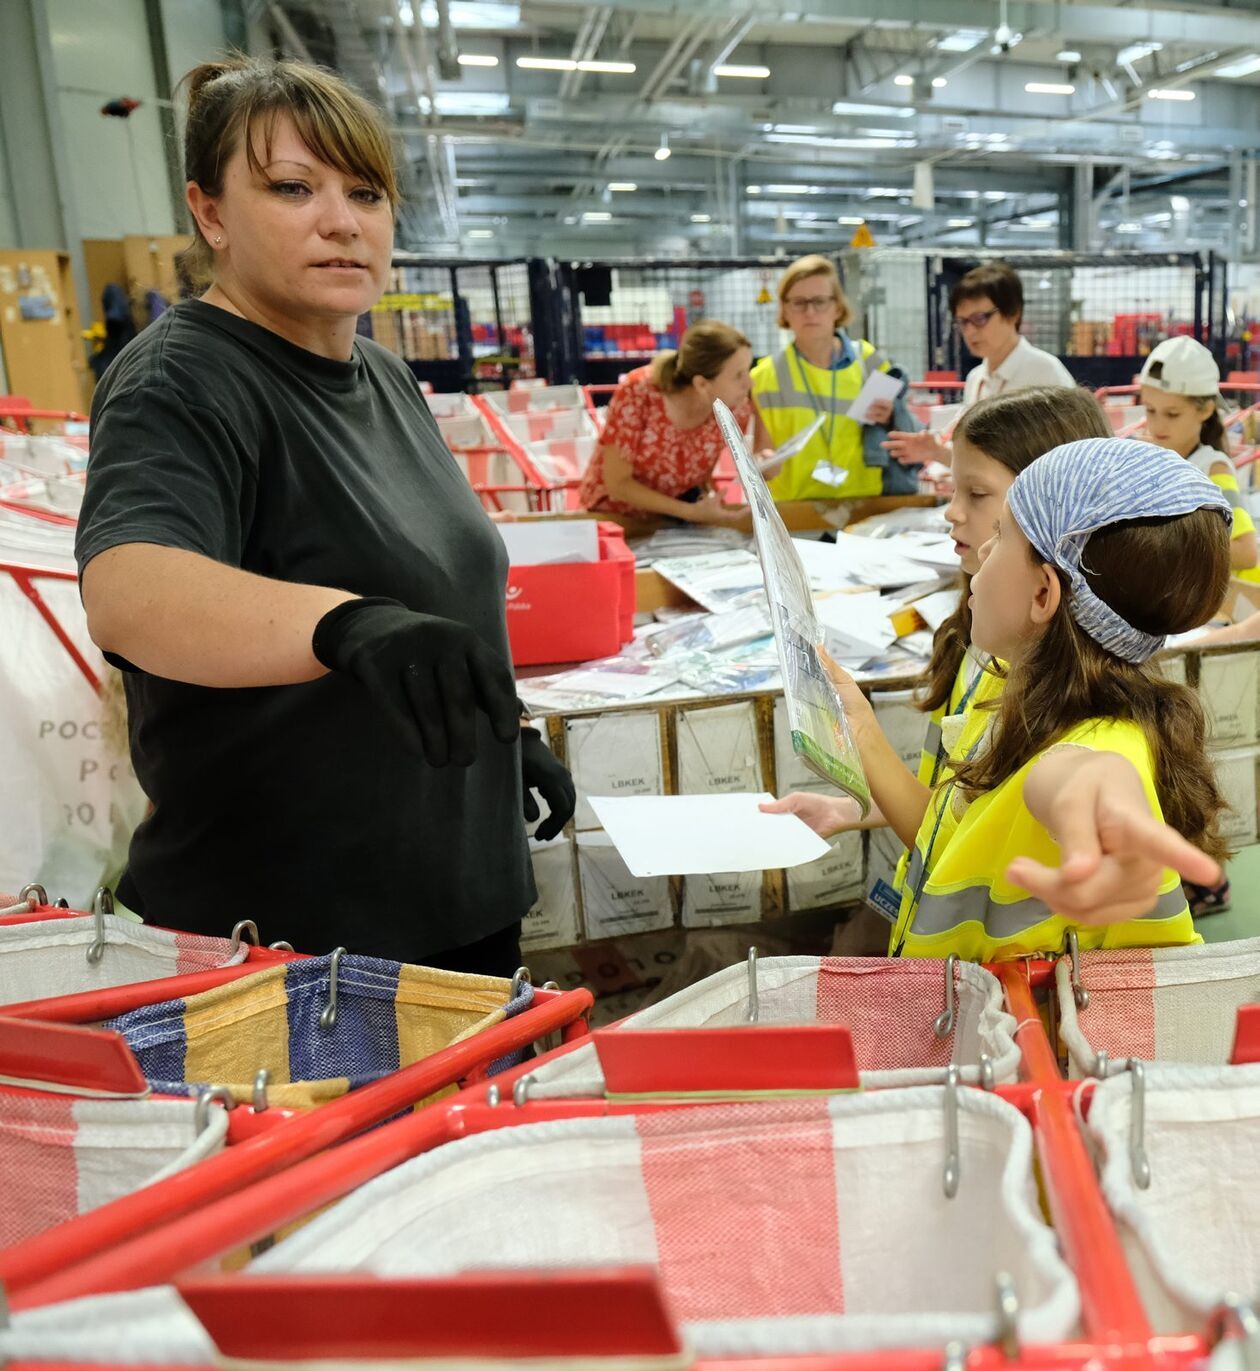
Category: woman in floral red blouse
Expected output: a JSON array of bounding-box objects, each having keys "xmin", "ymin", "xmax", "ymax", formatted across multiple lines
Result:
[{"xmin": 579, "ymin": 320, "xmax": 770, "ymax": 524}]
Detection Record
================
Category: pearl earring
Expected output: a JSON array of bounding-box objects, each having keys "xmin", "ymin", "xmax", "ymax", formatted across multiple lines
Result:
[{"xmin": 214, "ymin": 235, "xmax": 223, "ymax": 245}]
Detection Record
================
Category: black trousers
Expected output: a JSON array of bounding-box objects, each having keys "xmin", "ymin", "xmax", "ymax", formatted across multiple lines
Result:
[{"xmin": 422, "ymin": 921, "xmax": 524, "ymax": 980}]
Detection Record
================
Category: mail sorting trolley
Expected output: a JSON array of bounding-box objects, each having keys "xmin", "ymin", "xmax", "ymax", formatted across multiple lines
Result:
[
  {"xmin": 0, "ymin": 977, "xmax": 594, "ymax": 1298},
  {"xmin": 4, "ymin": 955, "xmax": 1160, "ymax": 1365},
  {"xmin": 474, "ymin": 385, "xmax": 601, "ymax": 511},
  {"xmin": 1054, "ymin": 934, "xmax": 1260, "ymax": 1078},
  {"xmin": 428, "ymin": 389, "xmax": 550, "ymax": 515}
]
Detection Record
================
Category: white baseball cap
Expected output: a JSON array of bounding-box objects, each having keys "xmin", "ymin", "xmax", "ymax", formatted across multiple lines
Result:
[{"xmin": 1138, "ymin": 336, "xmax": 1221, "ymax": 398}]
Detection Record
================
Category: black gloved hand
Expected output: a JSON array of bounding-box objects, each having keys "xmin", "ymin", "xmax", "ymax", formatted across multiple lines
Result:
[
  {"xmin": 313, "ymin": 597, "xmax": 520, "ymax": 768},
  {"xmin": 520, "ymin": 726, "xmax": 576, "ymax": 841}
]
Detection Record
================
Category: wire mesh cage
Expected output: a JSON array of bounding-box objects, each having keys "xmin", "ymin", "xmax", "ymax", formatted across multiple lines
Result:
[{"xmin": 927, "ymin": 252, "xmax": 1221, "ymax": 388}]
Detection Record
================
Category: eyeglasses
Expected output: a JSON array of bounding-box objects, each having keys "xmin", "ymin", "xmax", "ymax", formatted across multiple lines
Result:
[
  {"xmin": 785, "ymin": 295, "xmax": 838, "ymax": 314},
  {"xmin": 954, "ymin": 308, "xmax": 999, "ymax": 332}
]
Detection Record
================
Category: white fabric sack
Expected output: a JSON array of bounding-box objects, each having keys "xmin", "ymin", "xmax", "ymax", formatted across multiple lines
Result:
[
  {"xmin": 529, "ymin": 955, "xmax": 1021, "ymax": 1101},
  {"xmin": 0, "ymin": 915, "xmax": 247, "ymax": 1007},
  {"xmin": 1056, "ymin": 937, "xmax": 1260, "ymax": 1077},
  {"xmin": 0, "ymin": 562, "xmax": 147, "ymax": 904},
  {"xmin": 0, "ymin": 1093, "xmax": 229, "ymax": 1249},
  {"xmin": 1088, "ymin": 1062, "xmax": 1260, "ymax": 1332}
]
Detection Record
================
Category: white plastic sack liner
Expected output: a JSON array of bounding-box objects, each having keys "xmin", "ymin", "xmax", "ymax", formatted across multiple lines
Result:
[
  {"xmin": 482, "ymin": 384, "xmax": 586, "ymax": 414},
  {"xmin": 0, "ymin": 1092, "xmax": 228, "ymax": 1248},
  {"xmin": 1056, "ymin": 937, "xmax": 1260, "ymax": 1077},
  {"xmin": 0, "ymin": 915, "xmax": 248, "ymax": 1007},
  {"xmin": 0, "ymin": 1089, "xmax": 1078, "ymax": 1362},
  {"xmin": 529, "ymin": 956, "xmax": 1021, "ymax": 1100},
  {"xmin": 1088, "ymin": 1063, "xmax": 1260, "ymax": 1333}
]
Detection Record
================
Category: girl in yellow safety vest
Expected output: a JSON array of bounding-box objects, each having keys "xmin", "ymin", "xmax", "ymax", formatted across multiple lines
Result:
[
  {"xmin": 770, "ymin": 436, "xmax": 1232, "ymax": 962},
  {"xmin": 750, "ymin": 254, "xmax": 920, "ymax": 502},
  {"xmin": 1138, "ymin": 336, "xmax": 1260, "ymax": 585}
]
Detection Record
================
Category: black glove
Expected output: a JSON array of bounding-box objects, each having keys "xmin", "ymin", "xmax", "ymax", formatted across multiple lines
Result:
[
  {"xmin": 520, "ymin": 726, "xmax": 576, "ymax": 841},
  {"xmin": 313, "ymin": 597, "xmax": 520, "ymax": 768}
]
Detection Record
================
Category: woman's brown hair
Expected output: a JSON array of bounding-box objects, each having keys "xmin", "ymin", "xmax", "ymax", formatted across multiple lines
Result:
[
  {"xmin": 776, "ymin": 254, "xmax": 852, "ymax": 331},
  {"xmin": 179, "ymin": 55, "xmax": 400, "ymax": 287},
  {"xmin": 951, "ymin": 507, "xmax": 1232, "ymax": 861},
  {"xmin": 650, "ymin": 319, "xmax": 752, "ymax": 393},
  {"xmin": 919, "ymin": 386, "xmax": 1112, "ymax": 712}
]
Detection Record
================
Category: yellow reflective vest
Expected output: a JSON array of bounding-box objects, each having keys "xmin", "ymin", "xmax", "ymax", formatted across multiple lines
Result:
[
  {"xmin": 751, "ymin": 337, "xmax": 890, "ymax": 501},
  {"xmin": 891, "ymin": 712, "xmax": 1200, "ymax": 962},
  {"xmin": 1190, "ymin": 444, "xmax": 1260, "ymax": 584}
]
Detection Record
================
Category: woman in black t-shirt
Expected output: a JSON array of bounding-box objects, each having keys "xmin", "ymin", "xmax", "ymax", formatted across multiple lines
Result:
[{"xmin": 76, "ymin": 56, "xmax": 574, "ymax": 975}]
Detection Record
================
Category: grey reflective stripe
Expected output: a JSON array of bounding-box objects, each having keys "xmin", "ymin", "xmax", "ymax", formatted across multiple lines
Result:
[
  {"xmin": 1222, "ymin": 484, "xmax": 1245, "ymax": 510},
  {"xmin": 754, "ymin": 347, "xmax": 859, "ymax": 416},
  {"xmin": 863, "ymin": 348, "xmax": 889, "ymax": 376},
  {"xmin": 907, "ymin": 881, "xmax": 1188, "ymax": 939},
  {"xmin": 922, "ymin": 720, "xmax": 942, "ymax": 762},
  {"xmin": 773, "ymin": 349, "xmax": 796, "ymax": 400}
]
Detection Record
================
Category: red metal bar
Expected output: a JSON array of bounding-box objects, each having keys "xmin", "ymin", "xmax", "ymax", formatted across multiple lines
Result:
[
  {"xmin": 4, "ymin": 564, "xmax": 99, "ymax": 692},
  {"xmin": 995, "ymin": 961, "xmax": 1064, "ymax": 1091},
  {"xmin": 0, "ymin": 985, "xmax": 593, "ymax": 1302}
]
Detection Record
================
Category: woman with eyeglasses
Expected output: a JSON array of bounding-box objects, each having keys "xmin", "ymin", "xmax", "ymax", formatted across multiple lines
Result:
[
  {"xmin": 750, "ymin": 254, "xmax": 922, "ymax": 501},
  {"xmin": 883, "ymin": 261, "xmax": 1075, "ymax": 467}
]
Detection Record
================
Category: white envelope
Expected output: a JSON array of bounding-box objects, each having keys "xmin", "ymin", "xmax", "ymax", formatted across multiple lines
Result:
[
  {"xmin": 497, "ymin": 520, "xmax": 599, "ymax": 567},
  {"xmin": 846, "ymin": 368, "xmax": 905, "ymax": 425}
]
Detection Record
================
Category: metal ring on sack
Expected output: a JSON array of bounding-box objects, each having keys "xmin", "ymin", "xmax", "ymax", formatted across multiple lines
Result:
[
  {"xmin": 942, "ymin": 1064, "xmax": 961, "ymax": 1199},
  {"xmin": 745, "ymin": 946, "xmax": 760, "ymax": 1024},
  {"xmin": 941, "ymin": 1342, "xmax": 968, "ymax": 1371},
  {"xmin": 1208, "ymin": 1296, "xmax": 1260, "ymax": 1371},
  {"xmin": 1127, "ymin": 1059, "xmax": 1151, "ymax": 1190},
  {"xmin": 979, "ymin": 1052, "xmax": 996, "ymax": 1092},
  {"xmin": 227, "ymin": 920, "xmax": 260, "ymax": 958},
  {"xmin": 268, "ymin": 940, "xmax": 295, "ymax": 953},
  {"xmin": 541, "ymin": 980, "xmax": 560, "ymax": 992},
  {"xmin": 1066, "ymin": 930, "xmax": 1089, "ymax": 1010},
  {"xmin": 994, "ymin": 1273, "xmax": 1020, "ymax": 1360},
  {"xmin": 17, "ymin": 883, "xmax": 48, "ymax": 912},
  {"xmin": 319, "ymin": 948, "xmax": 346, "ymax": 1031},
  {"xmin": 1093, "ymin": 1049, "xmax": 1110, "ymax": 1081},
  {"xmin": 510, "ymin": 966, "xmax": 532, "ymax": 1000},
  {"xmin": 193, "ymin": 1084, "xmax": 237, "ymax": 1135},
  {"xmin": 252, "ymin": 1068, "xmax": 270, "ymax": 1113},
  {"xmin": 512, "ymin": 1073, "xmax": 535, "ymax": 1107},
  {"xmin": 86, "ymin": 888, "xmax": 113, "ymax": 965},
  {"xmin": 486, "ymin": 1084, "xmax": 501, "ymax": 1107},
  {"xmin": 933, "ymin": 953, "xmax": 958, "ymax": 1038}
]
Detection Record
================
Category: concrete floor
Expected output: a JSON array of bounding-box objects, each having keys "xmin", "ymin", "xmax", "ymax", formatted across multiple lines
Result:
[{"xmin": 1199, "ymin": 844, "xmax": 1260, "ymax": 943}]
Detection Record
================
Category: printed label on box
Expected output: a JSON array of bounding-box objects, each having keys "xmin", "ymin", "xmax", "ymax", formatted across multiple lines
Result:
[
  {"xmin": 566, "ymin": 712, "xmax": 664, "ymax": 831},
  {"xmin": 521, "ymin": 837, "xmax": 580, "ymax": 952},
  {"xmin": 676, "ymin": 701, "xmax": 761, "ymax": 795},
  {"xmin": 681, "ymin": 869, "xmax": 763, "ymax": 927},
  {"xmin": 865, "ymin": 825, "xmax": 904, "ymax": 901},
  {"xmin": 787, "ymin": 831, "xmax": 865, "ymax": 911},
  {"xmin": 577, "ymin": 832, "xmax": 674, "ymax": 940}
]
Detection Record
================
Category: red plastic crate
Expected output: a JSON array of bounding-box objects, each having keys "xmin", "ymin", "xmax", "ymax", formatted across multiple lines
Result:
[{"xmin": 504, "ymin": 523, "xmax": 635, "ymax": 666}]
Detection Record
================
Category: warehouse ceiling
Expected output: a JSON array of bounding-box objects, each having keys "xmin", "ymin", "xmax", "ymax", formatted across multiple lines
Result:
[{"xmin": 255, "ymin": 0, "xmax": 1260, "ymax": 258}]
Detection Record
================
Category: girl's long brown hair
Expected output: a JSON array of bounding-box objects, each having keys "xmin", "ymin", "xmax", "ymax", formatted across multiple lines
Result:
[
  {"xmin": 952, "ymin": 508, "xmax": 1232, "ymax": 861},
  {"xmin": 919, "ymin": 387, "xmax": 1112, "ymax": 712}
]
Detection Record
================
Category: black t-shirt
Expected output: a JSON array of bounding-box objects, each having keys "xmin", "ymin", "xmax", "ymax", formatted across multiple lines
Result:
[{"xmin": 76, "ymin": 300, "xmax": 534, "ymax": 957}]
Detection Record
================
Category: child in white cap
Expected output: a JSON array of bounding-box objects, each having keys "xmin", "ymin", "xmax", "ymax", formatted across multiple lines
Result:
[{"xmin": 1139, "ymin": 336, "xmax": 1259, "ymax": 582}]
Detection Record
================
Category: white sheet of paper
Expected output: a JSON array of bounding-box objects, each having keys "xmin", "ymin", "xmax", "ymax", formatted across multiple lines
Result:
[
  {"xmin": 815, "ymin": 591, "xmax": 898, "ymax": 660},
  {"xmin": 910, "ymin": 588, "xmax": 962, "ymax": 632},
  {"xmin": 846, "ymin": 369, "xmax": 904, "ymax": 425},
  {"xmin": 772, "ymin": 413, "xmax": 827, "ymax": 461},
  {"xmin": 588, "ymin": 792, "xmax": 830, "ymax": 877},
  {"xmin": 497, "ymin": 520, "xmax": 599, "ymax": 567},
  {"xmin": 808, "ymin": 533, "xmax": 932, "ymax": 589}
]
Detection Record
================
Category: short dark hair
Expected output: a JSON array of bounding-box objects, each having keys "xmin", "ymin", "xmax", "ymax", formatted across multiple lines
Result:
[{"xmin": 949, "ymin": 262, "xmax": 1023, "ymax": 327}]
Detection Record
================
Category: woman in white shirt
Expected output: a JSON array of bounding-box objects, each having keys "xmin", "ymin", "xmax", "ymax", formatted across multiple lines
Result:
[{"xmin": 883, "ymin": 261, "xmax": 1075, "ymax": 466}]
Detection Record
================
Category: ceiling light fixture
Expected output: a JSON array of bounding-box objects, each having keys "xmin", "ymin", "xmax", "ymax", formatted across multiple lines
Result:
[
  {"xmin": 578, "ymin": 59, "xmax": 636, "ymax": 73},
  {"xmin": 948, "ymin": 217, "xmax": 974, "ymax": 227},
  {"xmin": 582, "ymin": 211, "xmax": 613, "ymax": 222},
  {"xmin": 432, "ymin": 92, "xmax": 510, "ymax": 114},
  {"xmin": 690, "ymin": 213, "xmax": 712, "ymax": 223},
  {"xmin": 1148, "ymin": 88, "xmax": 1196, "ymax": 100},
  {"xmin": 838, "ymin": 216, "xmax": 865, "ymax": 224},
  {"xmin": 1215, "ymin": 54, "xmax": 1260, "ymax": 79},
  {"xmin": 714, "ymin": 63, "xmax": 771, "ymax": 79},
  {"xmin": 607, "ymin": 182, "xmax": 637, "ymax": 191},
  {"xmin": 893, "ymin": 74, "xmax": 914, "ymax": 86},
  {"xmin": 467, "ymin": 228, "xmax": 494, "ymax": 238},
  {"xmin": 1056, "ymin": 49, "xmax": 1082, "ymax": 63},
  {"xmin": 654, "ymin": 133, "xmax": 671, "ymax": 161},
  {"xmin": 517, "ymin": 55, "xmax": 577, "ymax": 71},
  {"xmin": 932, "ymin": 77, "xmax": 948, "ymax": 88},
  {"xmin": 1026, "ymin": 81, "xmax": 1076, "ymax": 95},
  {"xmin": 457, "ymin": 53, "xmax": 499, "ymax": 67},
  {"xmin": 936, "ymin": 28, "xmax": 987, "ymax": 53},
  {"xmin": 1170, "ymin": 194, "xmax": 1191, "ymax": 212},
  {"xmin": 764, "ymin": 183, "xmax": 813, "ymax": 194},
  {"xmin": 832, "ymin": 100, "xmax": 915, "ymax": 117},
  {"xmin": 746, "ymin": 184, "xmax": 762, "ymax": 194},
  {"xmin": 420, "ymin": 1, "xmax": 519, "ymax": 27},
  {"xmin": 1117, "ymin": 41, "xmax": 1162, "ymax": 65}
]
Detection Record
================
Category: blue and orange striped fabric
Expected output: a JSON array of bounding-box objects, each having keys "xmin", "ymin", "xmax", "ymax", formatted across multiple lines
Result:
[{"xmin": 105, "ymin": 952, "xmax": 533, "ymax": 1107}]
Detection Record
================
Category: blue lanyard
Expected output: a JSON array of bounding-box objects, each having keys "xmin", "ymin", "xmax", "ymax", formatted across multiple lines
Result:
[
  {"xmin": 793, "ymin": 340, "xmax": 842, "ymax": 453},
  {"xmin": 927, "ymin": 654, "xmax": 993, "ymax": 787}
]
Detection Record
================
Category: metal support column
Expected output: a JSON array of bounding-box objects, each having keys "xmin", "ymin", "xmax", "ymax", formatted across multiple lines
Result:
[
  {"xmin": 1072, "ymin": 160, "xmax": 1095, "ymax": 252},
  {"xmin": 0, "ymin": 0, "xmax": 91, "ymax": 324},
  {"xmin": 143, "ymin": 0, "xmax": 189, "ymax": 235},
  {"xmin": 1228, "ymin": 151, "xmax": 1244, "ymax": 262}
]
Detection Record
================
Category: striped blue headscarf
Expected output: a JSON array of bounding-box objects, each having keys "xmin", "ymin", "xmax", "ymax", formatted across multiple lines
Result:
[{"xmin": 1007, "ymin": 437, "xmax": 1232, "ymax": 664}]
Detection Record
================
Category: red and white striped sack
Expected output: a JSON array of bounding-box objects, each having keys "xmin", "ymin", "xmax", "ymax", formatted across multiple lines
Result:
[
  {"xmin": 529, "ymin": 955, "xmax": 1022, "ymax": 1101},
  {"xmin": 0, "ymin": 1090, "xmax": 1079, "ymax": 1362},
  {"xmin": 1055, "ymin": 937, "xmax": 1260, "ymax": 1077},
  {"xmin": 1088, "ymin": 1062, "xmax": 1260, "ymax": 1333},
  {"xmin": 0, "ymin": 1092, "xmax": 228, "ymax": 1248},
  {"xmin": 0, "ymin": 916, "xmax": 248, "ymax": 1008}
]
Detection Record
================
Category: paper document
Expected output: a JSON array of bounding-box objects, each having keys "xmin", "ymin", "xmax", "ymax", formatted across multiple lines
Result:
[
  {"xmin": 713, "ymin": 399, "xmax": 871, "ymax": 812},
  {"xmin": 589, "ymin": 793, "xmax": 830, "ymax": 877},
  {"xmin": 497, "ymin": 520, "xmax": 598, "ymax": 567},
  {"xmin": 846, "ymin": 369, "xmax": 904, "ymax": 425}
]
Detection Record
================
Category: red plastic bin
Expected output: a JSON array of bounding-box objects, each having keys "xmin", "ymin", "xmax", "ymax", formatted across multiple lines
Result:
[{"xmin": 505, "ymin": 522, "xmax": 635, "ymax": 666}]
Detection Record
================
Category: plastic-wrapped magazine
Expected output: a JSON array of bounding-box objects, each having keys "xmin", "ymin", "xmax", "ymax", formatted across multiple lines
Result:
[
  {"xmin": 713, "ymin": 399, "xmax": 871, "ymax": 813},
  {"xmin": 643, "ymin": 603, "xmax": 772, "ymax": 658}
]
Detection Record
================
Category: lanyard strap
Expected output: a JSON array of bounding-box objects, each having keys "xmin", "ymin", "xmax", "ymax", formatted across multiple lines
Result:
[
  {"xmin": 793, "ymin": 340, "xmax": 843, "ymax": 453},
  {"xmin": 927, "ymin": 654, "xmax": 993, "ymax": 787}
]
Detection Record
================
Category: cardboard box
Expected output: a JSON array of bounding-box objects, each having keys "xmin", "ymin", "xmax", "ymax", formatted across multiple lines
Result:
[
  {"xmin": 566, "ymin": 710, "xmax": 665, "ymax": 831},
  {"xmin": 681, "ymin": 869, "xmax": 763, "ymax": 928},
  {"xmin": 1211, "ymin": 745, "xmax": 1259, "ymax": 848},
  {"xmin": 787, "ymin": 831, "xmax": 865, "ymax": 912},
  {"xmin": 576, "ymin": 832, "xmax": 674, "ymax": 939},
  {"xmin": 872, "ymin": 688, "xmax": 925, "ymax": 773},
  {"xmin": 676, "ymin": 700, "xmax": 762, "ymax": 794},
  {"xmin": 1199, "ymin": 652, "xmax": 1260, "ymax": 745},
  {"xmin": 521, "ymin": 837, "xmax": 581, "ymax": 952}
]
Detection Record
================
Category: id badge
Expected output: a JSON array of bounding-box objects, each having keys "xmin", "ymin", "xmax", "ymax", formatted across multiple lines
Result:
[
  {"xmin": 811, "ymin": 460, "xmax": 849, "ymax": 489},
  {"xmin": 940, "ymin": 711, "xmax": 968, "ymax": 756},
  {"xmin": 865, "ymin": 877, "xmax": 902, "ymax": 924}
]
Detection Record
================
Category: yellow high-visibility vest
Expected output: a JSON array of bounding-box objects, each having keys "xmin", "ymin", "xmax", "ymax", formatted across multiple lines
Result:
[
  {"xmin": 751, "ymin": 338, "xmax": 890, "ymax": 501},
  {"xmin": 891, "ymin": 711, "xmax": 1200, "ymax": 962},
  {"xmin": 1191, "ymin": 444, "xmax": 1260, "ymax": 583}
]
